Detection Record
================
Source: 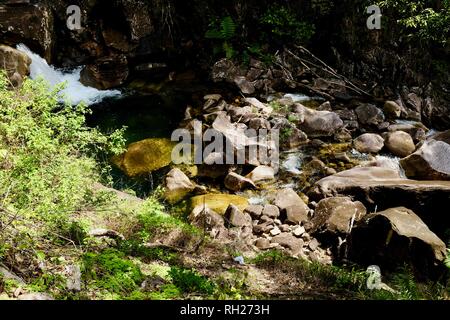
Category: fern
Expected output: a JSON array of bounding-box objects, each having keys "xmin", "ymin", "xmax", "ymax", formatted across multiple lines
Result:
[
  {"xmin": 220, "ymin": 16, "xmax": 236, "ymax": 40},
  {"xmin": 445, "ymin": 249, "xmax": 450, "ymax": 269},
  {"xmin": 205, "ymin": 16, "xmax": 237, "ymax": 59}
]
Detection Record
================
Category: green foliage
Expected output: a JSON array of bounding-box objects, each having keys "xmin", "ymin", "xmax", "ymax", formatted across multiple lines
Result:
[
  {"xmin": 168, "ymin": 266, "xmax": 215, "ymax": 295},
  {"xmin": 82, "ymin": 249, "xmax": 144, "ymax": 297},
  {"xmin": 260, "ymin": 4, "xmax": 315, "ymax": 44},
  {"xmin": 205, "ymin": 16, "xmax": 238, "ymax": 59},
  {"xmin": 0, "ymin": 72, "xmax": 126, "ymax": 240},
  {"xmin": 378, "ymin": 0, "xmax": 450, "ymax": 46},
  {"xmin": 445, "ymin": 249, "xmax": 450, "ymax": 270}
]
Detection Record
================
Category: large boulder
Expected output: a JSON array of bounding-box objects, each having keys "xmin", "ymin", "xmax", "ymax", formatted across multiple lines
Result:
[
  {"xmin": 309, "ymin": 197, "xmax": 367, "ymax": 235},
  {"xmin": 189, "ymin": 194, "xmax": 248, "ymax": 215},
  {"xmin": 0, "ymin": 44, "xmax": 31, "ymax": 87},
  {"xmin": 355, "ymin": 104, "xmax": 385, "ymax": 126},
  {"xmin": 246, "ymin": 165, "xmax": 275, "ymax": 184},
  {"xmin": 224, "ymin": 172, "xmax": 256, "ymax": 192},
  {"xmin": 164, "ymin": 168, "xmax": 196, "ymax": 204},
  {"xmin": 400, "ymin": 131, "xmax": 450, "ymax": 180},
  {"xmin": 271, "ymin": 188, "xmax": 309, "ymax": 212},
  {"xmin": 349, "ymin": 207, "xmax": 447, "ymax": 277},
  {"xmin": 113, "ymin": 138, "xmax": 174, "ymax": 177},
  {"xmin": 310, "ymin": 166, "xmax": 450, "ymax": 236},
  {"xmin": 296, "ymin": 105, "xmax": 344, "ymax": 137},
  {"xmin": 384, "ymin": 131, "xmax": 416, "ymax": 157},
  {"xmin": 80, "ymin": 54, "xmax": 129, "ymax": 89},
  {"xmin": 353, "ymin": 133, "xmax": 384, "ymax": 154}
]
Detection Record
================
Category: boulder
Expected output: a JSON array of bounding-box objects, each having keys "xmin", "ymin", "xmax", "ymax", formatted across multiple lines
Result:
[
  {"xmin": 310, "ymin": 166, "xmax": 450, "ymax": 235},
  {"xmin": 246, "ymin": 166, "xmax": 275, "ymax": 184},
  {"xmin": 234, "ymin": 76, "xmax": 255, "ymax": 94},
  {"xmin": 189, "ymin": 194, "xmax": 248, "ymax": 215},
  {"xmin": 349, "ymin": 207, "xmax": 447, "ymax": 276},
  {"xmin": 164, "ymin": 168, "xmax": 196, "ymax": 204},
  {"xmin": 353, "ymin": 133, "xmax": 384, "ymax": 154},
  {"xmin": 271, "ymin": 188, "xmax": 309, "ymax": 212},
  {"xmin": 80, "ymin": 54, "xmax": 129, "ymax": 89},
  {"xmin": 113, "ymin": 138, "xmax": 174, "ymax": 177},
  {"xmin": 262, "ymin": 204, "xmax": 280, "ymax": 218},
  {"xmin": 244, "ymin": 205, "xmax": 263, "ymax": 218},
  {"xmin": 224, "ymin": 172, "xmax": 256, "ymax": 192},
  {"xmin": 285, "ymin": 205, "xmax": 309, "ymax": 225},
  {"xmin": 400, "ymin": 135, "xmax": 450, "ymax": 181},
  {"xmin": 355, "ymin": 104, "xmax": 385, "ymax": 126},
  {"xmin": 189, "ymin": 206, "xmax": 228, "ymax": 239},
  {"xmin": 0, "ymin": 44, "xmax": 31, "ymax": 87},
  {"xmin": 383, "ymin": 101, "xmax": 402, "ymax": 119},
  {"xmin": 309, "ymin": 197, "xmax": 367, "ymax": 234},
  {"xmin": 271, "ymin": 233, "xmax": 304, "ymax": 256},
  {"xmin": 297, "ymin": 105, "xmax": 344, "ymax": 137},
  {"xmin": 385, "ymin": 131, "xmax": 416, "ymax": 157},
  {"xmin": 224, "ymin": 204, "xmax": 252, "ymax": 228}
]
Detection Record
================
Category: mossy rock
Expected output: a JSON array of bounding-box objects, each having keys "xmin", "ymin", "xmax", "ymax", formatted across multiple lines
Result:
[
  {"xmin": 189, "ymin": 194, "xmax": 249, "ymax": 215},
  {"xmin": 114, "ymin": 138, "xmax": 175, "ymax": 177}
]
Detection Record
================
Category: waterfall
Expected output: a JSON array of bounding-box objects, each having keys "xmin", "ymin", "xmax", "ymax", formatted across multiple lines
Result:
[{"xmin": 16, "ymin": 44, "xmax": 120, "ymax": 105}]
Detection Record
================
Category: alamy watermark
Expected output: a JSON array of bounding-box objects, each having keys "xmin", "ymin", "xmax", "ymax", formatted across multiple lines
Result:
[
  {"xmin": 67, "ymin": 5, "xmax": 82, "ymax": 31},
  {"xmin": 367, "ymin": 5, "xmax": 382, "ymax": 30},
  {"xmin": 170, "ymin": 121, "xmax": 280, "ymax": 172}
]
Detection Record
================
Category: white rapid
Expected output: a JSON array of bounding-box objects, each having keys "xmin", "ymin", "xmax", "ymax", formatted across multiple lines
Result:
[{"xmin": 16, "ymin": 44, "xmax": 121, "ymax": 105}]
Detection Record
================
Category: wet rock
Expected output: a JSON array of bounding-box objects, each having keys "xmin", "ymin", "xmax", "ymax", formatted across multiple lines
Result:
[
  {"xmin": 355, "ymin": 104, "xmax": 385, "ymax": 126},
  {"xmin": 224, "ymin": 204, "xmax": 252, "ymax": 228},
  {"xmin": 349, "ymin": 207, "xmax": 447, "ymax": 276},
  {"xmin": 309, "ymin": 197, "xmax": 367, "ymax": 234},
  {"xmin": 80, "ymin": 54, "xmax": 129, "ymax": 89},
  {"xmin": 262, "ymin": 204, "xmax": 280, "ymax": 218},
  {"xmin": 353, "ymin": 133, "xmax": 384, "ymax": 154},
  {"xmin": 385, "ymin": 131, "xmax": 416, "ymax": 157},
  {"xmin": 400, "ymin": 133, "xmax": 450, "ymax": 180},
  {"xmin": 224, "ymin": 172, "xmax": 256, "ymax": 192},
  {"xmin": 246, "ymin": 166, "xmax": 275, "ymax": 184},
  {"xmin": 164, "ymin": 168, "xmax": 196, "ymax": 204},
  {"xmin": 0, "ymin": 44, "xmax": 31, "ymax": 87}
]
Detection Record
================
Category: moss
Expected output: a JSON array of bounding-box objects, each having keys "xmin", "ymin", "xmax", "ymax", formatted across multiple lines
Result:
[
  {"xmin": 114, "ymin": 138, "xmax": 175, "ymax": 177},
  {"xmin": 189, "ymin": 194, "xmax": 249, "ymax": 214}
]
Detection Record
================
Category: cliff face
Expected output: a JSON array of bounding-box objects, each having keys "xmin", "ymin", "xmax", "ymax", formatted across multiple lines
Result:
[{"xmin": 0, "ymin": 0, "xmax": 448, "ymax": 128}]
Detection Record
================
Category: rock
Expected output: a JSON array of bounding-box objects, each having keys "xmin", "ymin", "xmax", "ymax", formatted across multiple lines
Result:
[
  {"xmin": 308, "ymin": 238, "xmax": 319, "ymax": 251},
  {"xmin": 271, "ymin": 233, "xmax": 304, "ymax": 256},
  {"xmin": 355, "ymin": 104, "xmax": 385, "ymax": 126},
  {"xmin": 385, "ymin": 131, "xmax": 416, "ymax": 157},
  {"xmin": 80, "ymin": 54, "xmax": 129, "ymax": 89},
  {"xmin": 310, "ymin": 166, "xmax": 450, "ymax": 235},
  {"xmin": 353, "ymin": 133, "xmax": 384, "ymax": 154},
  {"xmin": 262, "ymin": 204, "xmax": 280, "ymax": 218},
  {"xmin": 309, "ymin": 197, "xmax": 367, "ymax": 234},
  {"xmin": 204, "ymin": 94, "xmax": 222, "ymax": 101},
  {"xmin": 384, "ymin": 101, "xmax": 402, "ymax": 119},
  {"xmin": 245, "ymin": 98, "xmax": 273, "ymax": 116},
  {"xmin": 244, "ymin": 205, "xmax": 263, "ymax": 218},
  {"xmin": 18, "ymin": 293, "xmax": 54, "ymax": 300},
  {"xmin": 66, "ymin": 265, "xmax": 81, "ymax": 292},
  {"xmin": 164, "ymin": 168, "xmax": 196, "ymax": 204},
  {"xmin": 211, "ymin": 58, "xmax": 241, "ymax": 83},
  {"xmin": 297, "ymin": 105, "xmax": 344, "ymax": 137},
  {"xmin": 248, "ymin": 118, "xmax": 271, "ymax": 130},
  {"xmin": 88, "ymin": 228, "xmax": 125, "ymax": 240},
  {"xmin": 272, "ymin": 188, "xmax": 309, "ymax": 213},
  {"xmin": 224, "ymin": 204, "xmax": 252, "ymax": 228},
  {"xmin": 285, "ymin": 205, "xmax": 309, "ymax": 225},
  {"xmin": 400, "ymin": 135, "xmax": 450, "ymax": 180},
  {"xmin": 228, "ymin": 105, "xmax": 256, "ymax": 123},
  {"xmin": 0, "ymin": 44, "xmax": 31, "ymax": 87},
  {"xmin": 253, "ymin": 222, "xmax": 274, "ymax": 234},
  {"xmin": 255, "ymin": 238, "xmax": 272, "ymax": 250},
  {"xmin": 234, "ymin": 76, "xmax": 255, "ymax": 94},
  {"xmin": 349, "ymin": 207, "xmax": 447, "ymax": 276},
  {"xmin": 0, "ymin": 3, "xmax": 54, "ymax": 61},
  {"xmin": 113, "ymin": 138, "xmax": 174, "ymax": 177},
  {"xmin": 246, "ymin": 166, "xmax": 275, "ymax": 184},
  {"xmin": 292, "ymin": 226, "xmax": 305, "ymax": 237},
  {"xmin": 203, "ymin": 99, "xmax": 226, "ymax": 113},
  {"xmin": 224, "ymin": 172, "xmax": 256, "ymax": 192},
  {"xmin": 270, "ymin": 226, "xmax": 282, "ymax": 236},
  {"xmin": 190, "ymin": 194, "xmax": 248, "ymax": 215},
  {"xmin": 0, "ymin": 264, "xmax": 25, "ymax": 285},
  {"xmin": 189, "ymin": 206, "xmax": 228, "ymax": 239}
]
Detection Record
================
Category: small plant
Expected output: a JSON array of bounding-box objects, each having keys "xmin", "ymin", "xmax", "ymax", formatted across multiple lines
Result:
[
  {"xmin": 168, "ymin": 267, "xmax": 215, "ymax": 295},
  {"xmin": 205, "ymin": 16, "xmax": 237, "ymax": 59}
]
